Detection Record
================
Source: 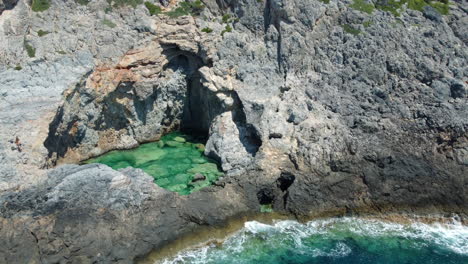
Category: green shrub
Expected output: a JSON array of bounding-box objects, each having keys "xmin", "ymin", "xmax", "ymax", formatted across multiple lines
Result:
[
  {"xmin": 14, "ymin": 65, "xmax": 22, "ymax": 71},
  {"xmin": 362, "ymin": 21, "xmax": 374, "ymax": 27},
  {"xmin": 201, "ymin": 27, "xmax": 213, "ymax": 33},
  {"xmin": 164, "ymin": 0, "xmax": 205, "ymax": 18},
  {"xmin": 341, "ymin": 24, "xmax": 361, "ymax": 35},
  {"xmin": 407, "ymin": 0, "xmax": 426, "ymax": 11},
  {"xmin": 24, "ymin": 40, "xmax": 36, "ymax": 58},
  {"xmin": 407, "ymin": 0, "xmax": 450, "ymax": 14},
  {"xmin": 102, "ymin": 18, "xmax": 117, "ymax": 28},
  {"xmin": 75, "ymin": 0, "xmax": 90, "ymax": 5},
  {"xmin": 31, "ymin": 0, "xmax": 50, "ymax": 12},
  {"xmin": 109, "ymin": 0, "xmax": 142, "ymax": 8},
  {"xmin": 57, "ymin": 50, "xmax": 67, "ymax": 55},
  {"xmin": 375, "ymin": 0, "xmax": 405, "ymax": 16},
  {"xmin": 372, "ymin": 0, "xmax": 450, "ymax": 16},
  {"xmin": 37, "ymin": 29, "xmax": 50, "ymax": 37},
  {"xmin": 184, "ymin": 0, "xmax": 205, "ymax": 14},
  {"xmin": 165, "ymin": 7, "xmax": 188, "ymax": 17},
  {"xmin": 221, "ymin": 24, "xmax": 232, "ymax": 36},
  {"xmin": 319, "ymin": 0, "xmax": 330, "ymax": 4},
  {"xmin": 428, "ymin": 1, "xmax": 449, "ymax": 14},
  {"xmin": 349, "ymin": 0, "xmax": 375, "ymax": 14},
  {"xmin": 222, "ymin": 14, "xmax": 231, "ymax": 23},
  {"xmin": 145, "ymin": 1, "xmax": 162, "ymax": 15}
]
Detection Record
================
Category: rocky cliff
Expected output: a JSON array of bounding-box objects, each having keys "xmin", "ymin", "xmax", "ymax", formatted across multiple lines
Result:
[{"xmin": 0, "ymin": 0, "xmax": 467, "ymax": 262}]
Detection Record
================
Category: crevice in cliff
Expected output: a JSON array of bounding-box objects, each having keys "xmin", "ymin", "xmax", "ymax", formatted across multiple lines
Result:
[
  {"xmin": 277, "ymin": 172, "xmax": 296, "ymax": 209},
  {"xmin": 231, "ymin": 93, "xmax": 262, "ymax": 156},
  {"xmin": 263, "ymin": 0, "xmax": 284, "ymax": 72},
  {"xmin": 29, "ymin": 230, "xmax": 43, "ymax": 264},
  {"xmin": 276, "ymin": 25, "xmax": 283, "ymax": 72},
  {"xmin": 263, "ymin": 0, "xmax": 273, "ymax": 33}
]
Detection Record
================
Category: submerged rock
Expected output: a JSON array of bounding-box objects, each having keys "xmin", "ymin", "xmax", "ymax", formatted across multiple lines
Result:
[
  {"xmin": 192, "ymin": 173, "xmax": 206, "ymax": 182},
  {"xmin": 174, "ymin": 136, "xmax": 186, "ymax": 143}
]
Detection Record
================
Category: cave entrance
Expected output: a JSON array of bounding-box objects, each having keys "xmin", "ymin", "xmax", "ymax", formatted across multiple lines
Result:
[
  {"xmin": 44, "ymin": 44, "xmax": 260, "ymax": 175},
  {"xmin": 181, "ymin": 70, "xmax": 221, "ymax": 136},
  {"xmin": 162, "ymin": 49, "xmax": 220, "ymax": 139},
  {"xmin": 82, "ymin": 51, "xmax": 226, "ymax": 195}
]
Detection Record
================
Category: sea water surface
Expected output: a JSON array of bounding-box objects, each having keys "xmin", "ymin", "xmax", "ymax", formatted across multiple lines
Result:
[
  {"xmin": 84, "ymin": 132, "xmax": 222, "ymax": 195},
  {"xmin": 157, "ymin": 217, "xmax": 468, "ymax": 264}
]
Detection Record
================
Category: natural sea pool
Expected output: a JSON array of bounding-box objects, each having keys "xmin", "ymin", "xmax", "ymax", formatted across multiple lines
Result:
[
  {"xmin": 84, "ymin": 132, "xmax": 223, "ymax": 195},
  {"xmin": 156, "ymin": 217, "xmax": 468, "ymax": 264}
]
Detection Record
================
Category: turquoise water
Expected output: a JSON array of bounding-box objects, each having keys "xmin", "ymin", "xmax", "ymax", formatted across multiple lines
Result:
[
  {"xmin": 161, "ymin": 217, "xmax": 468, "ymax": 264},
  {"xmin": 84, "ymin": 132, "xmax": 223, "ymax": 195}
]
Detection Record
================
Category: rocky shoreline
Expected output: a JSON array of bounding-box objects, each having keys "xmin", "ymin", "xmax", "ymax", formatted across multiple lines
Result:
[
  {"xmin": 0, "ymin": 162, "xmax": 466, "ymax": 263},
  {"xmin": 0, "ymin": 0, "xmax": 467, "ymax": 262},
  {"xmin": 137, "ymin": 212, "xmax": 467, "ymax": 264}
]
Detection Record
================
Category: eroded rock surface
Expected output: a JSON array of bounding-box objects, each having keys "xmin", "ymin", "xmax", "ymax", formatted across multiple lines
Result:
[
  {"xmin": 0, "ymin": 0, "xmax": 467, "ymax": 262},
  {"xmin": 0, "ymin": 164, "xmax": 257, "ymax": 263}
]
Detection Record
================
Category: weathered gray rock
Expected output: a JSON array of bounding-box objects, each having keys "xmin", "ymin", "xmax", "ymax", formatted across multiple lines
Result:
[
  {"xmin": 205, "ymin": 111, "xmax": 259, "ymax": 174},
  {"xmin": 0, "ymin": 0, "xmax": 467, "ymax": 262},
  {"xmin": 0, "ymin": 164, "xmax": 257, "ymax": 263}
]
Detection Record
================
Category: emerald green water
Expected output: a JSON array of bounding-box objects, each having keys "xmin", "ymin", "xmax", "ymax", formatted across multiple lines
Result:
[
  {"xmin": 160, "ymin": 217, "xmax": 468, "ymax": 264},
  {"xmin": 84, "ymin": 132, "xmax": 223, "ymax": 195}
]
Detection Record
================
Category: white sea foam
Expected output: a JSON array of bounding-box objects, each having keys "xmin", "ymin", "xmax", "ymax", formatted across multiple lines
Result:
[
  {"xmin": 244, "ymin": 220, "xmax": 276, "ymax": 234},
  {"xmin": 307, "ymin": 242, "xmax": 352, "ymax": 258}
]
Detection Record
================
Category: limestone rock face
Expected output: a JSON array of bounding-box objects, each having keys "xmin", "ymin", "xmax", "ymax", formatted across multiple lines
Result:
[
  {"xmin": 205, "ymin": 111, "xmax": 259, "ymax": 174},
  {"xmin": 42, "ymin": 16, "xmax": 250, "ymax": 168},
  {"xmin": 42, "ymin": 16, "xmax": 262, "ymax": 173},
  {"xmin": 0, "ymin": 0, "xmax": 467, "ymax": 262}
]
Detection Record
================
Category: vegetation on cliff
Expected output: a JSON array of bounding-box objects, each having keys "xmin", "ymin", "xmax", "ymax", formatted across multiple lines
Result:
[
  {"xmin": 349, "ymin": 0, "xmax": 451, "ymax": 16},
  {"xmin": 31, "ymin": 0, "xmax": 50, "ymax": 11}
]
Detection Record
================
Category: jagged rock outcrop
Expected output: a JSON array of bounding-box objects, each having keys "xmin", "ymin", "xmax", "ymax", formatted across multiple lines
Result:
[{"xmin": 0, "ymin": 0, "xmax": 467, "ymax": 262}]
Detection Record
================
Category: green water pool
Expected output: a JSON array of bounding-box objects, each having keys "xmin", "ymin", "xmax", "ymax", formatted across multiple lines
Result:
[{"xmin": 84, "ymin": 132, "xmax": 223, "ymax": 195}]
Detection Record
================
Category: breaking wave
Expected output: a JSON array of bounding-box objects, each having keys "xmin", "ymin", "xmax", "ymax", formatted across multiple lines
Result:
[{"xmin": 159, "ymin": 217, "xmax": 468, "ymax": 264}]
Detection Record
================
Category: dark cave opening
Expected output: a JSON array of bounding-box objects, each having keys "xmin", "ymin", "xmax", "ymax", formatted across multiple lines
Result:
[
  {"xmin": 162, "ymin": 49, "xmax": 222, "ymax": 139},
  {"xmin": 165, "ymin": 54, "xmax": 191, "ymax": 73},
  {"xmin": 277, "ymin": 172, "xmax": 296, "ymax": 192},
  {"xmin": 257, "ymin": 188, "xmax": 275, "ymax": 205},
  {"xmin": 181, "ymin": 70, "xmax": 222, "ymax": 136}
]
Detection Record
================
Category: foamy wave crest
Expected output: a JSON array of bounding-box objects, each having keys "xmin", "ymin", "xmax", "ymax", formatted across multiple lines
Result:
[{"xmin": 409, "ymin": 220, "xmax": 468, "ymax": 255}]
